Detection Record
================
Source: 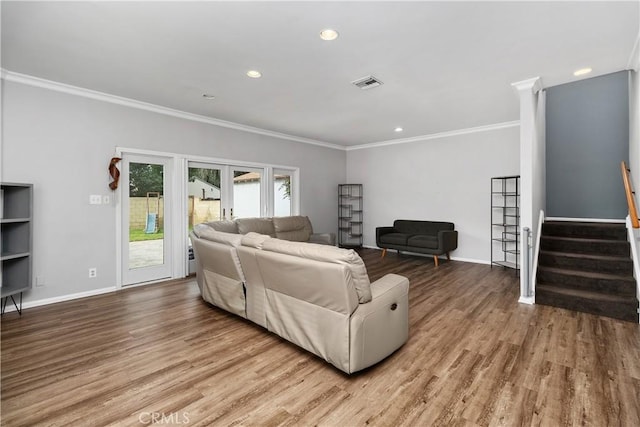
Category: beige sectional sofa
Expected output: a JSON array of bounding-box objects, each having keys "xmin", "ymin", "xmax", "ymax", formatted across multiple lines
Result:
[{"xmin": 190, "ymin": 221, "xmax": 410, "ymax": 374}]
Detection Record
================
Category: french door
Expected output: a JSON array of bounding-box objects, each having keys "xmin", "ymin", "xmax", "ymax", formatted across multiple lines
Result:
[{"xmin": 122, "ymin": 154, "xmax": 173, "ymax": 285}]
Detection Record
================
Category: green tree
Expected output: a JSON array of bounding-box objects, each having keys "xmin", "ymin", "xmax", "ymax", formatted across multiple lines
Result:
[
  {"xmin": 189, "ymin": 168, "xmax": 221, "ymax": 188},
  {"xmin": 278, "ymin": 175, "xmax": 291, "ymax": 200},
  {"xmin": 129, "ymin": 163, "xmax": 163, "ymax": 196}
]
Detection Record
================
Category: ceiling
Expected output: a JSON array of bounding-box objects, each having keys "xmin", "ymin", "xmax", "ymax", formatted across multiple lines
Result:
[{"xmin": 2, "ymin": 1, "xmax": 639, "ymax": 148}]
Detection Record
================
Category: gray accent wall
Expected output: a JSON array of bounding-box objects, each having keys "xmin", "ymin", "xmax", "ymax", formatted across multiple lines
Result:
[
  {"xmin": 1, "ymin": 80, "xmax": 345, "ymax": 303},
  {"xmin": 546, "ymin": 71, "xmax": 629, "ymax": 219}
]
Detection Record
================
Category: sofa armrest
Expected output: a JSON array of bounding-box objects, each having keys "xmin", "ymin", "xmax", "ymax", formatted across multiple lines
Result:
[
  {"xmin": 438, "ymin": 230, "xmax": 458, "ymax": 252},
  {"xmin": 349, "ymin": 273, "xmax": 409, "ymax": 373},
  {"xmin": 309, "ymin": 232, "xmax": 336, "ymax": 246},
  {"xmin": 376, "ymin": 226, "xmax": 396, "ymax": 244}
]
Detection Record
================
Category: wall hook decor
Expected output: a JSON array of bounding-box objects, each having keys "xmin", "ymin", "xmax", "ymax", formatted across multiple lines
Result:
[{"xmin": 108, "ymin": 157, "xmax": 122, "ymax": 190}]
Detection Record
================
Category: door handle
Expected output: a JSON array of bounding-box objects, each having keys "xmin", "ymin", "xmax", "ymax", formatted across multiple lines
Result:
[{"xmin": 222, "ymin": 208, "xmax": 226, "ymax": 220}]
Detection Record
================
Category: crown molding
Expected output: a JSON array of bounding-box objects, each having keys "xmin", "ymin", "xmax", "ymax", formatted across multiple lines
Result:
[
  {"xmin": 511, "ymin": 77, "xmax": 543, "ymax": 94},
  {"xmin": 345, "ymin": 120, "xmax": 520, "ymax": 151},
  {"xmin": 3, "ymin": 69, "xmax": 521, "ymax": 153},
  {"xmin": 0, "ymin": 69, "xmax": 345, "ymax": 151}
]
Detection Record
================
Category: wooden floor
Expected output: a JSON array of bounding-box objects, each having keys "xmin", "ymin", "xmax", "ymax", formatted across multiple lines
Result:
[{"xmin": 2, "ymin": 249, "xmax": 640, "ymax": 426}]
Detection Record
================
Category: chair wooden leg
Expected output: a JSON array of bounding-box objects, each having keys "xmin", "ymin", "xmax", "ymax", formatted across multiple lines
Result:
[
  {"xmin": 446, "ymin": 252, "xmax": 451, "ymax": 261},
  {"xmin": 433, "ymin": 255, "xmax": 439, "ymax": 267},
  {"xmin": 381, "ymin": 248, "xmax": 387, "ymax": 259}
]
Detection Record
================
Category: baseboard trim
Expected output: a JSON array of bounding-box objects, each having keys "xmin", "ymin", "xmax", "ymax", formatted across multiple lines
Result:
[
  {"xmin": 518, "ymin": 296, "xmax": 535, "ymax": 305},
  {"xmin": 361, "ymin": 245, "xmax": 489, "ymax": 265},
  {"xmin": 2, "ymin": 286, "xmax": 118, "ymax": 313}
]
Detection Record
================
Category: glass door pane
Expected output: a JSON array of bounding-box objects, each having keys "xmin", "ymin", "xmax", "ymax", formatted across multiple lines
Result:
[
  {"xmin": 274, "ymin": 170, "xmax": 293, "ymax": 216},
  {"xmin": 232, "ymin": 167, "xmax": 263, "ymax": 219},
  {"xmin": 128, "ymin": 162, "xmax": 164, "ymax": 269},
  {"xmin": 122, "ymin": 155, "xmax": 172, "ymax": 285},
  {"xmin": 188, "ymin": 165, "xmax": 223, "ymax": 226}
]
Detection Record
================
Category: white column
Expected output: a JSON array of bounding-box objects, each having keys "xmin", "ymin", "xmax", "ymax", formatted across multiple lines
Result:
[{"xmin": 512, "ymin": 77, "xmax": 543, "ymax": 304}]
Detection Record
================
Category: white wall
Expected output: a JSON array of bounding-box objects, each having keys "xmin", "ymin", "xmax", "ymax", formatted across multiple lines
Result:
[
  {"xmin": 1, "ymin": 79, "xmax": 345, "ymax": 303},
  {"xmin": 346, "ymin": 126, "xmax": 520, "ymax": 263}
]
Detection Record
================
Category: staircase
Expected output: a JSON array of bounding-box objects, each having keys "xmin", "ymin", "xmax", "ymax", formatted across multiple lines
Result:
[{"xmin": 536, "ymin": 221, "xmax": 639, "ymax": 322}]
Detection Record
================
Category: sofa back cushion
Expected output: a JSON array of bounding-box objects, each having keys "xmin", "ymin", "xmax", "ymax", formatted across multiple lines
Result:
[
  {"xmin": 193, "ymin": 224, "xmax": 243, "ymax": 247},
  {"xmin": 204, "ymin": 220, "xmax": 238, "ymax": 234},
  {"xmin": 261, "ymin": 239, "xmax": 372, "ymax": 303},
  {"xmin": 236, "ymin": 217, "xmax": 276, "ymax": 236},
  {"xmin": 272, "ymin": 216, "xmax": 312, "ymax": 242},
  {"xmin": 394, "ymin": 220, "xmax": 454, "ymax": 236}
]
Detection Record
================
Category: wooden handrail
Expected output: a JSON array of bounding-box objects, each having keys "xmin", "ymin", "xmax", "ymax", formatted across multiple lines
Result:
[{"xmin": 621, "ymin": 161, "xmax": 640, "ymax": 229}]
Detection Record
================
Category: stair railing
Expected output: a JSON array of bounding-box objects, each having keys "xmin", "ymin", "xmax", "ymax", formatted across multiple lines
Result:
[{"xmin": 621, "ymin": 161, "xmax": 639, "ymax": 229}]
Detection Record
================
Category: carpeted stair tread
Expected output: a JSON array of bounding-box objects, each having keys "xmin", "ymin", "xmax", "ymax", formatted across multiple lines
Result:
[
  {"xmin": 540, "ymin": 235, "xmax": 629, "ymax": 256},
  {"xmin": 536, "ymin": 284, "xmax": 636, "ymax": 303},
  {"xmin": 539, "ymin": 250, "xmax": 631, "ymax": 263},
  {"xmin": 537, "ymin": 265, "xmax": 634, "ymax": 282},
  {"xmin": 542, "ymin": 221, "xmax": 627, "ymax": 240},
  {"xmin": 542, "ymin": 235, "xmax": 624, "ymax": 243},
  {"xmin": 536, "ymin": 284, "xmax": 639, "ymax": 322}
]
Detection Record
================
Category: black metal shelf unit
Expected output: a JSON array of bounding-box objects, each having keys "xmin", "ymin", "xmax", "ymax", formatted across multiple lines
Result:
[
  {"xmin": 338, "ymin": 184, "xmax": 363, "ymax": 248},
  {"xmin": 1, "ymin": 183, "xmax": 33, "ymax": 315},
  {"xmin": 491, "ymin": 176, "xmax": 520, "ymax": 272}
]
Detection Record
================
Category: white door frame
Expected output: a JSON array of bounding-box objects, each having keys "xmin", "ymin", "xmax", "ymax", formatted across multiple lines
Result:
[{"xmin": 116, "ymin": 150, "xmax": 186, "ymax": 288}]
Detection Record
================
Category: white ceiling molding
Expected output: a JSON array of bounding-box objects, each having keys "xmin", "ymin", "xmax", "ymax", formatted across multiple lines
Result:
[
  {"xmin": 0, "ymin": 69, "xmax": 345, "ymax": 151},
  {"xmin": 2, "ymin": 68, "xmax": 525, "ymax": 153},
  {"xmin": 511, "ymin": 77, "xmax": 543, "ymax": 94},
  {"xmin": 345, "ymin": 121, "xmax": 520, "ymax": 152}
]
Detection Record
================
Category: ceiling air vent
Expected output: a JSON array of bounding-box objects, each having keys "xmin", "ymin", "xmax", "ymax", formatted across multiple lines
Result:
[{"xmin": 351, "ymin": 75, "xmax": 383, "ymax": 90}]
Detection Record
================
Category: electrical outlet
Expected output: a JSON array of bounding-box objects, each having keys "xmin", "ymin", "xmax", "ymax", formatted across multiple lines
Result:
[
  {"xmin": 36, "ymin": 276, "xmax": 45, "ymax": 287},
  {"xmin": 89, "ymin": 195, "xmax": 102, "ymax": 205},
  {"xmin": 88, "ymin": 268, "xmax": 97, "ymax": 278}
]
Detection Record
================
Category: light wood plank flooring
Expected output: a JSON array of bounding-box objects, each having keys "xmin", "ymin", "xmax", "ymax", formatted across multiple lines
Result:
[{"xmin": 2, "ymin": 249, "xmax": 640, "ymax": 426}]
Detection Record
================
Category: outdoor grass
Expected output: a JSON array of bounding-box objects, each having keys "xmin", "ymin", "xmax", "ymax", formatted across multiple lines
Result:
[{"xmin": 129, "ymin": 229, "xmax": 164, "ymax": 242}]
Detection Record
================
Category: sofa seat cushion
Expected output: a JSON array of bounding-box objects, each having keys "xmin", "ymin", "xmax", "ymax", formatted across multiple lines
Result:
[
  {"xmin": 407, "ymin": 235, "xmax": 439, "ymax": 249},
  {"xmin": 237, "ymin": 217, "xmax": 276, "ymax": 236},
  {"xmin": 379, "ymin": 233, "xmax": 412, "ymax": 246},
  {"xmin": 262, "ymin": 239, "xmax": 372, "ymax": 304}
]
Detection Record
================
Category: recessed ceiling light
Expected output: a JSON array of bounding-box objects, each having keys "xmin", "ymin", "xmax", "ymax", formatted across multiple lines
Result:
[
  {"xmin": 202, "ymin": 94, "xmax": 215, "ymax": 100},
  {"xmin": 319, "ymin": 29, "xmax": 339, "ymax": 41},
  {"xmin": 573, "ymin": 68, "xmax": 592, "ymax": 76},
  {"xmin": 394, "ymin": 127, "xmax": 404, "ymax": 132},
  {"xmin": 246, "ymin": 70, "xmax": 262, "ymax": 78}
]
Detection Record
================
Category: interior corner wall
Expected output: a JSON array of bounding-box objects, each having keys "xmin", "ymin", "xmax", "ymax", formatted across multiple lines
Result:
[
  {"xmin": 546, "ymin": 71, "xmax": 629, "ymax": 219},
  {"xmin": 346, "ymin": 126, "xmax": 520, "ymax": 263},
  {"xmin": 1, "ymin": 80, "xmax": 345, "ymax": 304}
]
